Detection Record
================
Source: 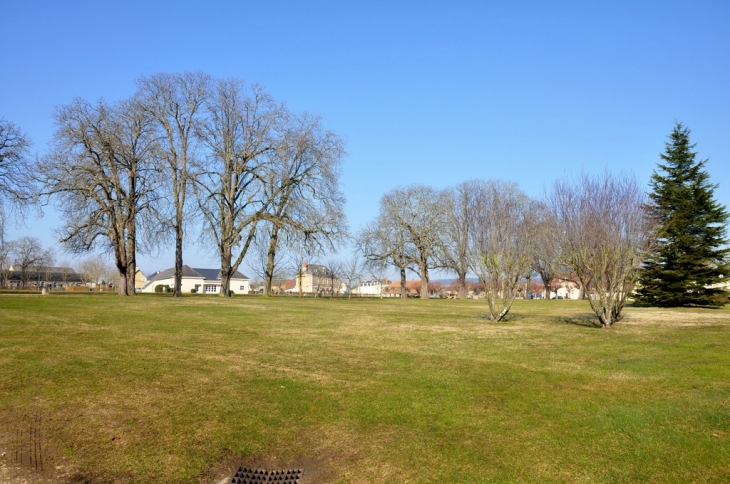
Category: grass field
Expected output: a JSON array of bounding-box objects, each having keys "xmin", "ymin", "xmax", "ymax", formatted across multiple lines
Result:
[{"xmin": 1, "ymin": 294, "xmax": 729, "ymax": 483}]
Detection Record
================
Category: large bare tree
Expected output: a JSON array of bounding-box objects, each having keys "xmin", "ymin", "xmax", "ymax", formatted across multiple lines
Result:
[
  {"xmin": 135, "ymin": 72, "xmax": 210, "ymax": 297},
  {"xmin": 443, "ymin": 181, "xmax": 480, "ymax": 298},
  {"xmin": 195, "ymin": 79, "xmax": 285, "ymax": 297},
  {"xmin": 549, "ymin": 173, "xmax": 654, "ymax": 327},
  {"xmin": 384, "ymin": 185, "xmax": 448, "ymax": 299},
  {"xmin": 38, "ymin": 98, "xmax": 161, "ymax": 295},
  {"xmin": 469, "ymin": 180, "xmax": 535, "ymax": 321},
  {"xmin": 257, "ymin": 112, "xmax": 347, "ymax": 296}
]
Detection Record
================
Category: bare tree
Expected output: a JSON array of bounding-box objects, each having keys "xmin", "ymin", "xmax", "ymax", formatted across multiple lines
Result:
[
  {"xmin": 257, "ymin": 112, "xmax": 347, "ymax": 296},
  {"xmin": 38, "ymin": 98, "xmax": 161, "ymax": 295},
  {"xmin": 135, "ymin": 72, "xmax": 210, "ymax": 297},
  {"xmin": 549, "ymin": 172, "xmax": 654, "ymax": 327},
  {"xmin": 10, "ymin": 236, "xmax": 44, "ymax": 288},
  {"xmin": 77, "ymin": 255, "xmax": 108, "ymax": 287},
  {"xmin": 387, "ymin": 185, "xmax": 448, "ymax": 299},
  {"xmin": 340, "ymin": 254, "xmax": 363, "ymax": 298},
  {"xmin": 0, "ymin": 118, "xmax": 33, "ymax": 217},
  {"xmin": 322, "ymin": 257, "xmax": 342, "ymax": 298},
  {"xmin": 443, "ymin": 181, "xmax": 479, "ymax": 298},
  {"xmin": 531, "ymin": 201, "xmax": 562, "ymax": 299},
  {"xmin": 36, "ymin": 248, "xmax": 55, "ymax": 288},
  {"xmin": 289, "ymin": 253, "xmax": 308, "ymax": 298},
  {"xmin": 248, "ymin": 226, "xmax": 289, "ymax": 294},
  {"xmin": 360, "ymin": 185, "xmax": 446, "ymax": 299},
  {"xmin": 469, "ymin": 180, "xmax": 535, "ymax": 321},
  {"xmin": 358, "ymin": 219, "xmax": 411, "ymax": 298},
  {"xmin": 195, "ymin": 79, "xmax": 286, "ymax": 297},
  {"xmin": 365, "ymin": 259, "xmax": 389, "ymax": 298},
  {"xmin": 57, "ymin": 259, "xmax": 72, "ymax": 287},
  {"xmin": 0, "ymin": 239, "xmax": 13, "ymax": 287}
]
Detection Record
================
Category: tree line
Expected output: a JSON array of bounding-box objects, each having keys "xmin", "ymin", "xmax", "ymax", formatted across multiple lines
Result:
[
  {"xmin": 2, "ymin": 77, "xmax": 727, "ymax": 327},
  {"xmin": 0, "ymin": 72, "xmax": 347, "ymax": 297},
  {"xmin": 356, "ymin": 122, "xmax": 728, "ymax": 327}
]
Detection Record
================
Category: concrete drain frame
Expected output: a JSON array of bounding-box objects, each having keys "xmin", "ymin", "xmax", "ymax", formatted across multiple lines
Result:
[{"xmin": 230, "ymin": 467, "xmax": 303, "ymax": 483}]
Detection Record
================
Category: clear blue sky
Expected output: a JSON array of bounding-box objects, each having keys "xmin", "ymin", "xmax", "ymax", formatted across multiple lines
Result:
[{"xmin": 3, "ymin": 1, "xmax": 729, "ymax": 277}]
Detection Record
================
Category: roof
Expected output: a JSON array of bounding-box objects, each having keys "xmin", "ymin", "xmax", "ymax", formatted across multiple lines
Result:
[
  {"xmin": 304, "ymin": 263, "xmax": 328, "ymax": 275},
  {"xmin": 281, "ymin": 279, "xmax": 296, "ymax": 290},
  {"xmin": 385, "ymin": 280, "xmax": 422, "ymax": 293},
  {"xmin": 4, "ymin": 269, "xmax": 84, "ymax": 283},
  {"xmin": 192, "ymin": 268, "xmax": 248, "ymax": 281}
]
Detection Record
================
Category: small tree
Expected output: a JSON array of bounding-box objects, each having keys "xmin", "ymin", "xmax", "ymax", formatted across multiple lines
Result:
[
  {"xmin": 322, "ymin": 257, "xmax": 341, "ymax": 298},
  {"xmin": 550, "ymin": 173, "xmax": 654, "ymax": 328},
  {"xmin": 0, "ymin": 239, "xmax": 14, "ymax": 288},
  {"xmin": 636, "ymin": 123, "xmax": 730, "ymax": 307},
  {"xmin": 358, "ymin": 220, "xmax": 411, "ymax": 299},
  {"xmin": 531, "ymin": 202, "xmax": 562, "ymax": 300},
  {"xmin": 364, "ymin": 259, "xmax": 389, "ymax": 298},
  {"xmin": 468, "ymin": 180, "xmax": 535, "ymax": 321},
  {"xmin": 11, "ymin": 236, "xmax": 44, "ymax": 288},
  {"xmin": 340, "ymin": 255, "xmax": 363, "ymax": 299},
  {"xmin": 289, "ymin": 253, "xmax": 308, "ymax": 298},
  {"xmin": 78, "ymin": 255, "xmax": 109, "ymax": 288}
]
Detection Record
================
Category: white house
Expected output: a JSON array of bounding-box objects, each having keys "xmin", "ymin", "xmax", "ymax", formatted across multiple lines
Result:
[
  {"xmin": 142, "ymin": 265, "xmax": 250, "ymax": 294},
  {"xmin": 354, "ymin": 278, "xmax": 390, "ymax": 297},
  {"xmin": 554, "ymin": 279, "xmax": 581, "ymax": 300}
]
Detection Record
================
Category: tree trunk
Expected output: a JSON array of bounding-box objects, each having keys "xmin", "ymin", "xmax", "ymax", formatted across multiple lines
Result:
[
  {"xmin": 420, "ymin": 264, "xmax": 429, "ymax": 299},
  {"xmin": 125, "ymin": 260, "xmax": 136, "ymax": 296},
  {"xmin": 125, "ymin": 221, "xmax": 137, "ymax": 296},
  {"xmin": 263, "ymin": 226, "xmax": 279, "ymax": 297},
  {"xmin": 400, "ymin": 268, "xmax": 407, "ymax": 298},
  {"xmin": 457, "ymin": 271, "xmax": 467, "ymax": 299},
  {"xmin": 220, "ymin": 249, "xmax": 233, "ymax": 297},
  {"xmin": 173, "ymin": 224, "xmax": 183, "ymax": 297}
]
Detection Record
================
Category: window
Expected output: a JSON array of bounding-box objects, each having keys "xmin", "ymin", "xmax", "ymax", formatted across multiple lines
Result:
[
  {"xmin": 204, "ymin": 284, "xmax": 217, "ymax": 294},
  {"xmin": 240, "ymin": 286, "xmax": 245, "ymax": 291}
]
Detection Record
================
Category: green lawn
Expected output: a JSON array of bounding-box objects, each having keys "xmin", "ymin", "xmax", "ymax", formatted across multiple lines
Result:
[{"xmin": 1, "ymin": 294, "xmax": 729, "ymax": 483}]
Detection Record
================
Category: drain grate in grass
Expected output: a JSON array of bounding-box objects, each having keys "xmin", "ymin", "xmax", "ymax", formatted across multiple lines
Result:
[{"xmin": 229, "ymin": 467, "xmax": 303, "ymax": 483}]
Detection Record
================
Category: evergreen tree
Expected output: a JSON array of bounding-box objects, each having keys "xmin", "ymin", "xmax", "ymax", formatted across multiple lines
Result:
[{"xmin": 637, "ymin": 122, "xmax": 730, "ymax": 307}]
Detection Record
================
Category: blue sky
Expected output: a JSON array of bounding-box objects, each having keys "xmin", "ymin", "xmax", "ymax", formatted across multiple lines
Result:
[{"xmin": 3, "ymin": 1, "xmax": 730, "ymax": 278}]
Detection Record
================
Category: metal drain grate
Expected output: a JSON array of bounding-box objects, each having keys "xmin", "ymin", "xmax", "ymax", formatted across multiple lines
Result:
[{"xmin": 229, "ymin": 467, "xmax": 303, "ymax": 483}]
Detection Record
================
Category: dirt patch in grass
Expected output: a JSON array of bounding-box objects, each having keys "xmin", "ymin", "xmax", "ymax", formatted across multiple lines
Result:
[
  {"xmin": 0, "ymin": 408, "xmax": 78, "ymax": 484},
  {"xmin": 200, "ymin": 453, "xmax": 334, "ymax": 484}
]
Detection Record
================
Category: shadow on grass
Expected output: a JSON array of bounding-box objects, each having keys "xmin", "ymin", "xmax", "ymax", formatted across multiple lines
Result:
[
  {"xmin": 476, "ymin": 313, "xmax": 526, "ymax": 322},
  {"xmin": 556, "ymin": 315, "xmax": 602, "ymax": 328}
]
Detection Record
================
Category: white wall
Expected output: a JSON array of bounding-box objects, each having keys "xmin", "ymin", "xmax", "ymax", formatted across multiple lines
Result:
[{"xmin": 143, "ymin": 276, "xmax": 250, "ymax": 294}]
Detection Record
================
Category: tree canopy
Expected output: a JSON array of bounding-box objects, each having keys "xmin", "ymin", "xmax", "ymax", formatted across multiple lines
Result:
[{"xmin": 636, "ymin": 123, "xmax": 730, "ymax": 307}]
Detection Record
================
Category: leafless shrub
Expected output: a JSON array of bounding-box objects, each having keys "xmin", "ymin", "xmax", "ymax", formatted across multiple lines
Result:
[
  {"xmin": 548, "ymin": 172, "xmax": 654, "ymax": 327},
  {"xmin": 468, "ymin": 180, "xmax": 535, "ymax": 321}
]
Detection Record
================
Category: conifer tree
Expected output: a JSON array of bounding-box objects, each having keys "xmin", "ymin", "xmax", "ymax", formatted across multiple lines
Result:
[{"xmin": 636, "ymin": 122, "xmax": 730, "ymax": 306}]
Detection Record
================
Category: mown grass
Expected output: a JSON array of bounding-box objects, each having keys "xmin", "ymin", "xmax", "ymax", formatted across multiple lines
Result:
[{"xmin": 0, "ymin": 294, "xmax": 729, "ymax": 483}]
